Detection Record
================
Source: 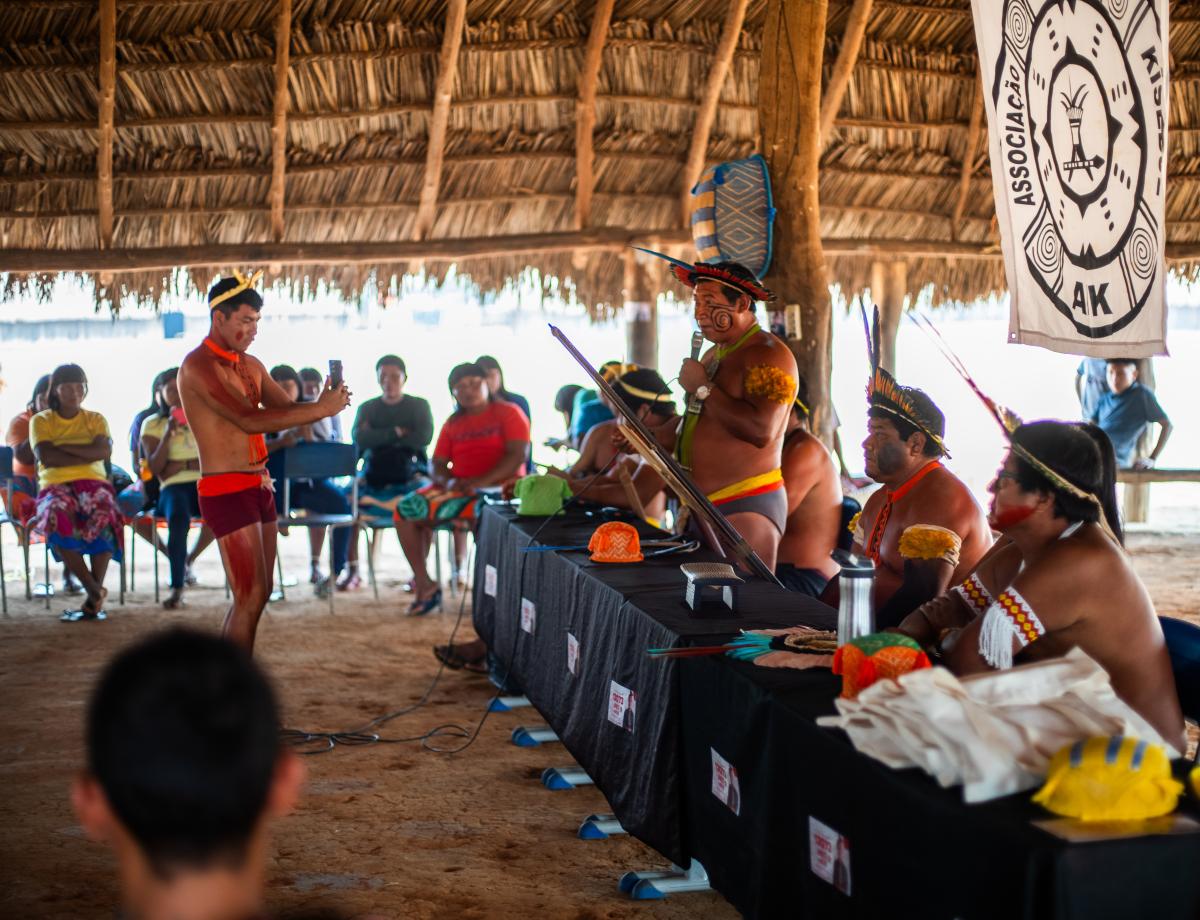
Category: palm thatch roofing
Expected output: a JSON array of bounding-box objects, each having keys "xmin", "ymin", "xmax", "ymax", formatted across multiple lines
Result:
[{"xmin": 0, "ymin": 0, "xmax": 1197, "ymax": 312}]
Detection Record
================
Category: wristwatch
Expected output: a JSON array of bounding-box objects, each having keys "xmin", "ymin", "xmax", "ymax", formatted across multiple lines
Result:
[{"xmin": 695, "ymin": 385, "xmax": 712, "ymax": 401}]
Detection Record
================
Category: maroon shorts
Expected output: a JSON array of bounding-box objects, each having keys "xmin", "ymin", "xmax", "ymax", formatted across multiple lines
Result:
[{"xmin": 197, "ymin": 474, "xmax": 277, "ymax": 539}]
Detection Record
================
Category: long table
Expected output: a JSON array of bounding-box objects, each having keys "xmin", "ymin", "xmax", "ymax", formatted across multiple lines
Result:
[{"xmin": 472, "ymin": 504, "xmax": 1200, "ymax": 920}]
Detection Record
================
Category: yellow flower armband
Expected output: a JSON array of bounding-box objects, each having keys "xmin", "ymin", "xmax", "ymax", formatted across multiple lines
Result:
[
  {"xmin": 743, "ymin": 365, "xmax": 797, "ymax": 405},
  {"xmin": 897, "ymin": 524, "xmax": 962, "ymax": 567}
]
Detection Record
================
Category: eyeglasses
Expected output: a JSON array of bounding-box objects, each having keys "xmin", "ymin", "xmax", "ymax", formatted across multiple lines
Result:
[{"xmin": 994, "ymin": 471, "xmax": 1020, "ymax": 484}]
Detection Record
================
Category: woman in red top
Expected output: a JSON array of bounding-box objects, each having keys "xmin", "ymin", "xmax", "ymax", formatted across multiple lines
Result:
[{"xmin": 394, "ymin": 362, "xmax": 529, "ymax": 615}]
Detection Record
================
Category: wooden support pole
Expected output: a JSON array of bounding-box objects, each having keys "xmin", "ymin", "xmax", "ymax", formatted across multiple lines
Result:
[
  {"xmin": 870, "ymin": 259, "xmax": 906, "ymax": 373},
  {"xmin": 819, "ymin": 0, "xmax": 873, "ymax": 145},
  {"xmin": 268, "ymin": 0, "xmax": 292, "ymax": 243},
  {"xmin": 413, "ymin": 0, "xmax": 467, "ymax": 241},
  {"xmin": 575, "ymin": 0, "xmax": 616, "ymax": 231},
  {"xmin": 97, "ymin": 0, "xmax": 116, "ymax": 250},
  {"xmin": 680, "ymin": 0, "xmax": 751, "ymax": 226},
  {"xmin": 624, "ymin": 251, "xmax": 658, "ymax": 369},
  {"xmin": 951, "ymin": 73, "xmax": 985, "ymax": 242},
  {"xmin": 760, "ymin": 0, "xmax": 834, "ymax": 444}
]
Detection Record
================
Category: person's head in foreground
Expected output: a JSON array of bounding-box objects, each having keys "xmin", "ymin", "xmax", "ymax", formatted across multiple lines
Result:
[
  {"xmin": 375, "ymin": 355, "xmax": 407, "ymax": 402},
  {"xmin": 1105, "ymin": 358, "xmax": 1139, "ymax": 395},
  {"xmin": 208, "ymin": 274, "xmax": 264, "ymax": 354},
  {"xmin": 447, "ymin": 362, "xmax": 490, "ymax": 414},
  {"xmin": 988, "ymin": 420, "xmax": 1123, "ymax": 545},
  {"xmin": 269, "ymin": 364, "xmax": 302, "ymax": 403},
  {"xmin": 48, "ymin": 363, "xmax": 89, "ymax": 417},
  {"xmin": 863, "ymin": 387, "xmax": 946, "ymax": 484},
  {"xmin": 298, "ymin": 367, "xmax": 323, "ymax": 403},
  {"xmin": 72, "ymin": 628, "xmax": 303, "ymax": 920}
]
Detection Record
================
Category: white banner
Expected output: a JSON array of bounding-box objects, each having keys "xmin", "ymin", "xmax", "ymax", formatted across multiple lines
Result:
[{"xmin": 971, "ymin": 0, "xmax": 1169, "ymax": 357}]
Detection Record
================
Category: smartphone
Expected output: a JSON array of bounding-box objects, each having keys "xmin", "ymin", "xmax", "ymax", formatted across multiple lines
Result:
[
  {"xmin": 170, "ymin": 406, "xmax": 188, "ymax": 427},
  {"xmin": 328, "ymin": 359, "xmax": 343, "ymax": 389}
]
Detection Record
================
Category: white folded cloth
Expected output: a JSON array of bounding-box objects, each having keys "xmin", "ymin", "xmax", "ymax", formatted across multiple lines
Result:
[{"xmin": 816, "ymin": 648, "xmax": 1180, "ymax": 802}]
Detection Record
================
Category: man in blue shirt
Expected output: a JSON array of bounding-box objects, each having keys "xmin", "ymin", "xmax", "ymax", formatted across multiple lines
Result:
[
  {"xmin": 1074, "ymin": 357, "xmax": 1109, "ymax": 420},
  {"xmin": 1088, "ymin": 359, "xmax": 1172, "ymax": 469}
]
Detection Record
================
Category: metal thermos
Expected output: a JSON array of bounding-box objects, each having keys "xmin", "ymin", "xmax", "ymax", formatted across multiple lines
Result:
[{"xmin": 834, "ymin": 551, "xmax": 875, "ymax": 645}]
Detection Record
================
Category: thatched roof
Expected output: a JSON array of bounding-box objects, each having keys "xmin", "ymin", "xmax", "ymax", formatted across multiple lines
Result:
[{"xmin": 0, "ymin": 0, "xmax": 1197, "ymax": 312}]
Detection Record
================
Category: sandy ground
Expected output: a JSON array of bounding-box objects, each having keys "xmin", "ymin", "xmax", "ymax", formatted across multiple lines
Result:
[{"xmin": 0, "ymin": 526, "xmax": 1196, "ymax": 919}]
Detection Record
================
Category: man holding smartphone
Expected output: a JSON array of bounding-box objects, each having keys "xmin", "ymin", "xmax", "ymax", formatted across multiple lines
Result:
[{"xmin": 178, "ymin": 273, "xmax": 350, "ymax": 651}]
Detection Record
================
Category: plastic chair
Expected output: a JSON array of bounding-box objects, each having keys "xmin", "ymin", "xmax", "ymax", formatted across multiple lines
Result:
[
  {"xmin": 276, "ymin": 443, "xmax": 358, "ymax": 613},
  {"xmin": 1160, "ymin": 616, "xmax": 1200, "ymax": 761}
]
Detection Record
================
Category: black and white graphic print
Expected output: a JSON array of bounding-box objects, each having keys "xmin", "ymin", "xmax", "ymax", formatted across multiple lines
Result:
[{"xmin": 972, "ymin": 0, "xmax": 1168, "ymax": 357}]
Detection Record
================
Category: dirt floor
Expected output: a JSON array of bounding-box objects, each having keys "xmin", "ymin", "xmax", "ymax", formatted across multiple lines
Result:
[{"xmin": 0, "ymin": 527, "xmax": 1196, "ymax": 919}]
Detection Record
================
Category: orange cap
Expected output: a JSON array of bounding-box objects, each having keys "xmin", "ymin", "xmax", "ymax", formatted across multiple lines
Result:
[{"xmin": 587, "ymin": 521, "xmax": 644, "ymax": 563}]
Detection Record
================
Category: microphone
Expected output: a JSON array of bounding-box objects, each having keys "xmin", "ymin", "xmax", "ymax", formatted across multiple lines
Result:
[{"xmin": 686, "ymin": 330, "xmax": 705, "ymax": 416}]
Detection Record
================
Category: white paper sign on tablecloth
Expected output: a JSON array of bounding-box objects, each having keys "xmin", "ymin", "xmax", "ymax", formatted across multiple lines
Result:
[
  {"xmin": 970, "ymin": 0, "xmax": 1169, "ymax": 357},
  {"xmin": 710, "ymin": 748, "xmax": 741, "ymax": 816},
  {"xmin": 607, "ymin": 680, "xmax": 636, "ymax": 733},
  {"xmin": 566, "ymin": 633, "xmax": 580, "ymax": 676},
  {"xmin": 520, "ymin": 598, "xmax": 536, "ymax": 634},
  {"xmin": 484, "ymin": 564, "xmax": 497, "ymax": 597}
]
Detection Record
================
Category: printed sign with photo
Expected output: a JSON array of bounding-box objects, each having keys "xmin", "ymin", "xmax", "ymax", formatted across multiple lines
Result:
[
  {"xmin": 809, "ymin": 816, "xmax": 851, "ymax": 896},
  {"xmin": 484, "ymin": 564, "xmax": 498, "ymax": 597},
  {"xmin": 710, "ymin": 748, "xmax": 741, "ymax": 816},
  {"xmin": 566, "ymin": 633, "xmax": 580, "ymax": 676},
  {"xmin": 607, "ymin": 680, "xmax": 636, "ymax": 733},
  {"xmin": 520, "ymin": 598, "xmax": 536, "ymax": 634}
]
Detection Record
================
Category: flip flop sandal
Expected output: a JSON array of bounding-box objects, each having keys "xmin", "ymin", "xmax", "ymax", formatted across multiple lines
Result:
[
  {"xmin": 61, "ymin": 608, "xmax": 107, "ymax": 622},
  {"xmin": 433, "ymin": 644, "xmax": 487, "ymax": 671}
]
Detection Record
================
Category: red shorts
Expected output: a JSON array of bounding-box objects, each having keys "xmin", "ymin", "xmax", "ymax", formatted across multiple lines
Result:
[{"xmin": 197, "ymin": 472, "xmax": 276, "ymax": 539}]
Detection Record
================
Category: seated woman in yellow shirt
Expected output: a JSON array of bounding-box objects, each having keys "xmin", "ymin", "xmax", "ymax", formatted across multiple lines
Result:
[
  {"xmin": 140, "ymin": 368, "xmax": 214, "ymax": 609},
  {"xmin": 30, "ymin": 364, "xmax": 123, "ymax": 619}
]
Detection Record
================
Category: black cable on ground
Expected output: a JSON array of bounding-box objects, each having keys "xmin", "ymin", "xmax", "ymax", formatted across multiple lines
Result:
[{"xmin": 280, "ymin": 457, "xmax": 620, "ymax": 756}]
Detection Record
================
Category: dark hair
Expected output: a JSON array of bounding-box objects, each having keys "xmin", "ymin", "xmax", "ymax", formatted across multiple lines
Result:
[
  {"xmin": 207, "ymin": 277, "xmax": 263, "ymax": 318},
  {"xmin": 554, "ymin": 384, "xmax": 583, "ymax": 414},
  {"xmin": 375, "ymin": 355, "xmax": 407, "ymax": 375},
  {"xmin": 1106, "ymin": 358, "xmax": 1138, "ymax": 368},
  {"xmin": 612, "ymin": 369, "xmax": 677, "ymax": 417},
  {"xmin": 85, "ymin": 628, "xmax": 281, "ymax": 880},
  {"xmin": 298, "ymin": 367, "xmax": 322, "ymax": 384},
  {"xmin": 1010, "ymin": 420, "xmax": 1123, "ymax": 545},
  {"xmin": 270, "ymin": 364, "xmax": 301, "ymax": 392},
  {"xmin": 153, "ymin": 367, "xmax": 180, "ymax": 417},
  {"xmin": 47, "ymin": 364, "xmax": 88, "ymax": 412},
  {"xmin": 447, "ymin": 362, "xmax": 490, "ymax": 414},
  {"xmin": 27, "ymin": 374, "xmax": 51, "ymax": 413},
  {"xmin": 476, "ymin": 355, "xmax": 507, "ymax": 395},
  {"xmin": 868, "ymin": 404, "xmax": 945, "ymax": 458}
]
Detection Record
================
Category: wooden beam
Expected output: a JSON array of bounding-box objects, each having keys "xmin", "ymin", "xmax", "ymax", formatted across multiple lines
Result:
[
  {"xmin": 0, "ymin": 93, "xmax": 762, "ymax": 134},
  {"xmin": 268, "ymin": 0, "xmax": 292, "ymax": 243},
  {"xmin": 5, "ymin": 235, "xmax": 1198, "ymax": 274},
  {"xmin": 412, "ymin": 0, "xmax": 467, "ymax": 241},
  {"xmin": 680, "ymin": 0, "xmax": 751, "ymax": 226},
  {"xmin": 951, "ymin": 73, "xmax": 985, "ymax": 241},
  {"xmin": 819, "ymin": 0, "xmax": 873, "ymax": 145},
  {"xmin": 0, "ymin": 228, "xmax": 693, "ymax": 274},
  {"xmin": 575, "ymin": 0, "xmax": 617, "ymax": 231},
  {"xmin": 97, "ymin": 0, "xmax": 116, "ymax": 249}
]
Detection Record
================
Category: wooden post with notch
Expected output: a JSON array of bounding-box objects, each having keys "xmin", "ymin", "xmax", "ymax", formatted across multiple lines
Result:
[
  {"xmin": 97, "ymin": 0, "xmax": 116, "ymax": 251},
  {"xmin": 759, "ymin": 0, "xmax": 834, "ymax": 443},
  {"xmin": 413, "ymin": 0, "xmax": 467, "ymax": 241},
  {"xmin": 575, "ymin": 0, "xmax": 615, "ymax": 231},
  {"xmin": 680, "ymin": 0, "xmax": 751, "ymax": 227},
  {"xmin": 269, "ymin": 0, "xmax": 292, "ymax": 244},
  {"xmin": 819, "ymin": 0, "xmax": 873, "ymax": 145},
  {"xmin": 951, "ymin": 72, "xmax": 985, "ymax": 242}
]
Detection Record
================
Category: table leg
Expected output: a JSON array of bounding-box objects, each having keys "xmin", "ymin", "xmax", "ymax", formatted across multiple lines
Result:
[
  {"xmin": 510, "ymin": 725, "xmax": 559, "ymax": 747},
  {"xmin": 621, "ymin": 861, "xmax": 710, "ymax": 900},
  {"xmin": 578, "ymin": 813, "xmax": 627, "ymax": 840},
  {"xmin": 487, "ymin": 695, "xmax": 532, "ymax": 712},
  {"xmin": 541, "ymin": 766, "xmax": 593, "ymax": 790}
]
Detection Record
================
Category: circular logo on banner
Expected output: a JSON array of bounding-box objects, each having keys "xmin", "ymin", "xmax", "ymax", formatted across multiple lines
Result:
[{"xmin": 992, "ymin": 0, "xmax": 1166, "ymax": 338}]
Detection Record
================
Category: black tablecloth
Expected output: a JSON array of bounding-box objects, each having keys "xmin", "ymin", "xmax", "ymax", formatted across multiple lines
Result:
[
  {"xmin": 473, "ymin": 503, "xmax": 1200, "ymax": 920},
  {"xmin": 472, "ymin": 503, "xmax": 835, "ymax": 864}
]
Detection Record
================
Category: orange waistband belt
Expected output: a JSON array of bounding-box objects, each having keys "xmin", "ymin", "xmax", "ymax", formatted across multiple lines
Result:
[{"xmin": 197, "ymin": 470, "xmax": 269, "ymax": 497}]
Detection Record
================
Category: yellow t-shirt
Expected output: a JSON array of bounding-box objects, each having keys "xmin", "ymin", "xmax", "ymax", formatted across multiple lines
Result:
[
  {"xmin": 29, "ymin": 409, "xmax": 111, "ymax": 489},
  {"xmin": 140, "ymin": 415, "xmax": 201, "ymax": 487}
]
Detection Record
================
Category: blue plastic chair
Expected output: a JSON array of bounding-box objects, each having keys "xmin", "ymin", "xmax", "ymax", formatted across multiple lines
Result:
[
  {"xmin": 275, "ymin": 443, "xmax": 359, "ymax": 612},
  {"xmin": 1160, "ymin": 615, "xmax": 1200, "ymax": 760}
]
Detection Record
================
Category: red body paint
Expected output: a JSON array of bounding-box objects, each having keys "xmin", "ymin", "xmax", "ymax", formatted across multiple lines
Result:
[{"xmin": 989, "ymin": 505, "xmax": 1037, "ymax": 532}]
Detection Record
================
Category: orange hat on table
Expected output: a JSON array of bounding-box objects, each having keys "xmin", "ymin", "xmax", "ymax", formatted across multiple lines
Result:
[{"xmin": 588, "ymin": 521, "xmax": 644, "ymax": 563}]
